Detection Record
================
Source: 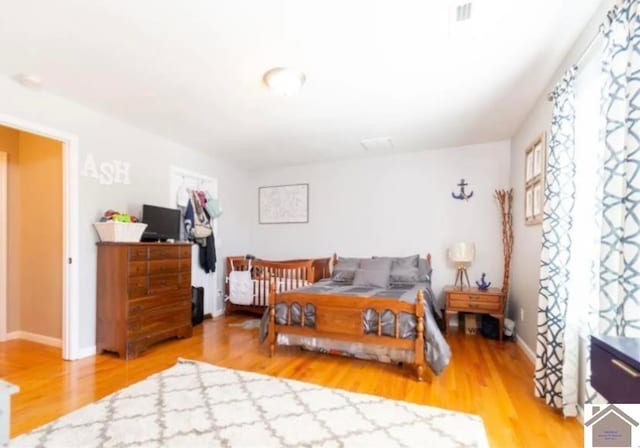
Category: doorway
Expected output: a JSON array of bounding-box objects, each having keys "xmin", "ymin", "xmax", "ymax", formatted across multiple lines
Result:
[{"xmin": 0, "ymin": 115, "xmax": 79, "ymax": 360}]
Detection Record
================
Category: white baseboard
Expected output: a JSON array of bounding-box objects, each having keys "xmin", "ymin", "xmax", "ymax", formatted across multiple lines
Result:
[
  {"xmin": 212, "ymin": 308, "xmax": 224, "ymax": 318},
  {"xmin": 75, "ymin": 345, "xmax": 96, "ymax": 359},
  {"xmin": 516, "ymin": 334, "xmax": 536, "ymax": 365},
  {"xmin": 6, "ymin": 331, "xmax": 62, "ymax": 348}
]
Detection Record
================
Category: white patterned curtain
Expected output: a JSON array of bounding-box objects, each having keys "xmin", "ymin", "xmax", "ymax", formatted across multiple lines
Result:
[
  {"xmin": 595, "ymin": 0, "xmax": 640, "ymax": 339},
  {"xmin": 535, "ymin": 0, "xmax": 640, "ymax": 412},
  {"xmin": 534, "ymin": 67, "xmax": 579, "ymax": 417}
]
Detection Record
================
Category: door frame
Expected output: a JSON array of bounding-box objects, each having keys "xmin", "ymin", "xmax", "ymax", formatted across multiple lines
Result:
[
  {"xmin": 0, "ymin": 152, "xmax": 6, "ymax": 342},
  {"xmin": 0, "ymin": 114, "xmax": 80, "ymax": 360}
]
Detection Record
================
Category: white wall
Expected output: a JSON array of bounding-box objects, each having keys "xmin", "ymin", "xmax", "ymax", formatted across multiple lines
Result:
[
  {"xmin": 0, "ymin": 76, "xmax": 251, "ymax": 354},
  {"xmin": 509, "ymin": 0, "xmax": 614, "ymax": 352},
  {"xmin": 250, "ymin": 141, "xmax": 511, "ymax": 305}
]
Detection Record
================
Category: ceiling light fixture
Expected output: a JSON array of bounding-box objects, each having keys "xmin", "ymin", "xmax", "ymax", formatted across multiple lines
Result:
[
  {"xmin": 13, "ymin": 73, "xmax": 43, "ymax": 89},
  {"xmin": 263, "ymin": 67, "xmax": 305, "ymax": 96}
]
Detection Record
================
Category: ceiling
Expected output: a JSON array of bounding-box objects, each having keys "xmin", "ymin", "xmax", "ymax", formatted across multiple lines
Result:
[{"xmin": 0, "ymin": 0, "xmax": 603, "ymax": 170}]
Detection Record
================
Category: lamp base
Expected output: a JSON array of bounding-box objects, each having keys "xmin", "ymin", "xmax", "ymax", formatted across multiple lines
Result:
[{"xmin": 454, "ymin": 266, "xmax": 471, "ymax": 289}]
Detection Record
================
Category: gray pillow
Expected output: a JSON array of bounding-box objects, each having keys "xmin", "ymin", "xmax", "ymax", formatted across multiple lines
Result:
[
  {"xmin": 374, "ymin": 255, "xmax": 421, "ymax": 283},
  {"xmin": 331, "ymin": 257, "xmax": 363, "ymax": 283},
  {"xmin": 353, "ymin": 258, "xmax": 392, "ymax": 288}
]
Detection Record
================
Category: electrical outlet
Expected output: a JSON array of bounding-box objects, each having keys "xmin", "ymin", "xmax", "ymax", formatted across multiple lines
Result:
[{"xmin": 520, "ymin": 308, "xmax": 524, "ymax": 322}]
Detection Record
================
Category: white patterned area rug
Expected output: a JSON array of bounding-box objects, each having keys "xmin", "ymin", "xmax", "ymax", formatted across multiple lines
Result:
[{"xmin": 11, "ymin": 359, "xmax": 489, "ymax": 448}]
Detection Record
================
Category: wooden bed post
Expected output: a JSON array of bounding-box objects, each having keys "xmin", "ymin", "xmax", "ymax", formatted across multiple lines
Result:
[
  {"xmin": 415, "ymin": 289, "xmax": 426, "ymax": 382},
  {"xmin": 332, "ymin": 253, "xmax": 338, "ymax": 271},
  {"xmin": 268, "ymin": 277, "xmax": 276, "ymax": 357}
]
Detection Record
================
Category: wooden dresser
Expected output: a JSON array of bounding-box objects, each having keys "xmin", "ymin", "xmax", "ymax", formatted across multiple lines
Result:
[
  {"xmin": 97, "ymin": 242, "xmax": 193, "ymax": 359},
  {"xmin": 444, "ymin": 286, "xmax": 506, "ymax": 341},
  {"xmin": 591, "ymin": 335, "xmax": 640, "ymax": 403}
]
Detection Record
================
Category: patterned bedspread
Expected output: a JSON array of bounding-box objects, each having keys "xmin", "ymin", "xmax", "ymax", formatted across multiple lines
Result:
[{"xmin": 260, "ymin": 280, "xmax": 451, "ymax": 375}]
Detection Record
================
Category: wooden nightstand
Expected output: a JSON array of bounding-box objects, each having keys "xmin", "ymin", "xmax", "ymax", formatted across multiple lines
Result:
[{"xmin": 444, "ymin": 286, "xmax": 506, "ymax": 341}]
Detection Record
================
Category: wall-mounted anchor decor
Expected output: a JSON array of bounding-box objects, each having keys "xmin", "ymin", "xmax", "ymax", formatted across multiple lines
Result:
[
  {"xmin": 475, "ymin": 273, "xmax": 491, "ymax": 290},
  {"xmin": 451, "ymin": 179, "xmax": 473, "ymax": 200}
]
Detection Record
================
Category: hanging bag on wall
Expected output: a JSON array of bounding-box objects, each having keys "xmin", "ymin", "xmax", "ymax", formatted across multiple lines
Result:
[
  {"xmin": 204, "ymin": 193, "xmax": 223, "ymax": 219},
  {"xmin": 228, "ymin": 259, "xmax": 254, "ymax": 305},
  {"xmin": 193, "ymin": 223, "xmax": 212, "ymax": 238}
]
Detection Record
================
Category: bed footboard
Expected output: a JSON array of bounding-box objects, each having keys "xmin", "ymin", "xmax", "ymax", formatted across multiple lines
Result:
[{"xmin": 268, "ymin": 281, "xmax": 427, "ymax": 381}]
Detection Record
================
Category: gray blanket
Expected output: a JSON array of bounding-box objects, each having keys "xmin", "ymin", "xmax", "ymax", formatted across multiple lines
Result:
[{"xmin": 259, "ymin": 280, "xmax": 451, "ymax": 375}]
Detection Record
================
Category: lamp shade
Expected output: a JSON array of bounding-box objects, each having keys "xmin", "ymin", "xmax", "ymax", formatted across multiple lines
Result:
[{"xmin": 448, "ymin": 242, "xmax": 476, "ymax": 263}]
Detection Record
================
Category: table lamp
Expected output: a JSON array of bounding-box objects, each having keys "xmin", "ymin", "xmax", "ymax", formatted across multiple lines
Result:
[{"xmin": 449, "ymin": 242, "xmax": 475, "ymax": 289}]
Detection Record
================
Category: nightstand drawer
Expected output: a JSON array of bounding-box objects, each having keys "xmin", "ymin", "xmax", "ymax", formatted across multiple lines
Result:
[
  {"xmin": 449, "ymin": 292, "xmax": 501, "ymax": 303},
  {"xmin": 449, "ymin": 299, "xmax": 501, "ymax": 313}
]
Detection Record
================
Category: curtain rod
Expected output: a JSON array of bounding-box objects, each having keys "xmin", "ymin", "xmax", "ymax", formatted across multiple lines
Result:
[
  {"xmin": 546, "ymin": 27, "xmax": 603, "ymax": 102},
  {"xmin": 546, "ymin": 0, "xmax": 623, "ymax": 102}
]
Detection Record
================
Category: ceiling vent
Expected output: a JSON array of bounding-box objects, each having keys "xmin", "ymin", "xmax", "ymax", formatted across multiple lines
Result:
[
  {"xmin": 450, "ymin": 1, "xmax": 475, "ymax": 36},
  {"xmin": 360, "ymin": 137, "xmax": 394, "ymax": 152},
  {"xmin": 456, "ymin": 2, "xmax": 473, "ymax": 22}
]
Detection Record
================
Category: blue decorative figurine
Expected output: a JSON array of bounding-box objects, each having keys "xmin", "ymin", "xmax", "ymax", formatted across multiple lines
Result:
[{"xmin": 476, "ymin": 273, "xmax": 491, "ymax": 290}]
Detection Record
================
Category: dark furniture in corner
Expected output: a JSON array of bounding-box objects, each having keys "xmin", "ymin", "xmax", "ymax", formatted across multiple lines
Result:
[
  {"xmin": 590, "ymin": 335, "xmax": 640, "ymax": 403},
  {"xmin": 97, "ymin": 242, "xmax": 193, "ymax": 359}
]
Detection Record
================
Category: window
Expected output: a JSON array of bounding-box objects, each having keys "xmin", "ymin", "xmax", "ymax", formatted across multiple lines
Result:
[{"xmin": 524, "ymin": 134, "xmax": 546, "ymax": 225}]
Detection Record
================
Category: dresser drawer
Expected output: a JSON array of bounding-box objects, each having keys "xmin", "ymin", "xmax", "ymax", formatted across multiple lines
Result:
[
  {"xmin": 449, "ymin": 299, "xmax": 501, "ymax": 313},
  {"xmin": 178, "ymin": 273, "xmax": 191, "ymax": 289},
  {"xmin": 128, "ymin": 261, "xmax": 147, "ymax": 277},
  {"xmin": 179, "ymin": 245, "xmax": 193, "ymax": 258},
  {"xmin": 128, "ymin": 277, "xmax": 148, "ymax": 298},
  {"xmin": 591, "ymin": 338, "xmax": 640, "ymax": 403},
  {"xmin": 128, "ymin": 293, "xmax": 190, "ymax": 317},
  {"xmin": 149, "ymin": 259, "xmax": 179, "ymax": 275},
  {"xmin": 148, "ymin": 274, "xmax": 180, "ymax": 294},
  {"xmin": 127, "ymin": 304, "xmax": 191, "ymax": 338},
  {"xmin": 149, "ymin": 246, "xmax": 180, "ymax": 260},
  {"xmin": 129, "ymin": 246, "xmax": 148, "ymax": 261},
  {"xmin": 179, "ymin": 257, "xmax": 191, "ymax": 273}
]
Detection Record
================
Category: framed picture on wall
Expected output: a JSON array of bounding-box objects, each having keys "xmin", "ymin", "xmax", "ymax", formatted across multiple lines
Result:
[
  {"xmin": 525, "ymin": 133, "xmax": 546, "ymax": 225},
  {"xmin": 259, "ymin": 183, "xmax": 309, "ymax": 224}
]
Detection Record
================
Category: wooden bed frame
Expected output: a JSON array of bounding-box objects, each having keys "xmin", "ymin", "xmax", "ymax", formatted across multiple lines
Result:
[
  {"xmin": 267, "ymin": 254, "xmax": 430, "ymax": 381},
  {"xmin": 225, "ymin": 257, "xmax": 333, "ymax": 315}
]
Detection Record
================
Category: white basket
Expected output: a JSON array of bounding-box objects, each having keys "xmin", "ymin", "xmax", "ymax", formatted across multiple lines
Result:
[{"xmin": 94, "ymin": 222, "xmax": 147, "ymax": 242}]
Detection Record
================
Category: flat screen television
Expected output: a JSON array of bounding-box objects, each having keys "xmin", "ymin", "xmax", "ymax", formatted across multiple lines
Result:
[{"xmin": 141, "ymin": 204, "xmax": 181, "ymax": 241}]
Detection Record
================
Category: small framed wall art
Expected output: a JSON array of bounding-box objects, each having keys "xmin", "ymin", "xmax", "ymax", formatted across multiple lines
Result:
[
  {"xmin": 259, "ymin": 183, "xmax": 309, "ymax": 224},
  {"xmin": 524, "ymin": 133, "xmax": 546, "ymax": 225}
]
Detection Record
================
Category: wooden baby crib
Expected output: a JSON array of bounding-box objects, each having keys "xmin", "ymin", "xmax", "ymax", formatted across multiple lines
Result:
[{"xmin": 224, "ymin": 257, "xmax": 332, "ymax": 315}]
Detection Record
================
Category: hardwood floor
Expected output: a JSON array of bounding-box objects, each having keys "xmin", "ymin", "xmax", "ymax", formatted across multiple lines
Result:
[{"xmin": 0, "ymin": 315, "xmax": 582, "ymax": 447}]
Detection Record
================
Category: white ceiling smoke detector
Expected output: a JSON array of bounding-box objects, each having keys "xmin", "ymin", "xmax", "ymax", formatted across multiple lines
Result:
[
  {"xmin": 13, "ymin": 73, "xmax": 43, "ymax": 89},
  {"xmin": 360, "ymin": 137, "xmax": 394, "ymax": 152},
  {"xmin": 263, "ymin": 67, "xmax": 306, "ymax": 96}
]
